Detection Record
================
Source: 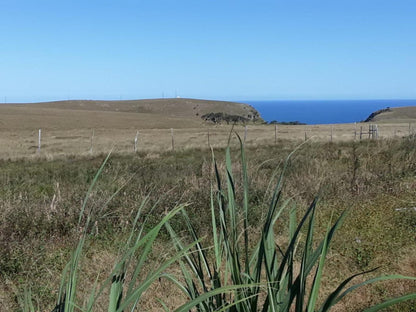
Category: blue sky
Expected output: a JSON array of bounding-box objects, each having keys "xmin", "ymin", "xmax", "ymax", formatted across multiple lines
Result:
[{"xmin": 0, "ymin": 0, "xmax": 415, "ymax": 102}]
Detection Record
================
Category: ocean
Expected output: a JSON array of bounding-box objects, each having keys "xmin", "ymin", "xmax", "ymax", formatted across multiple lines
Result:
[{"xmin": 245, "ymin": 99, "xmax": 416, "ymax": 125}]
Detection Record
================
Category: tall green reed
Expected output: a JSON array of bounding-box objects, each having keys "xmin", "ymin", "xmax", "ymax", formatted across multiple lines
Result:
[
  {"xmin": 164, "ymin": 135, "xmax": 415, "ymax": 312},
  {"xmin": 22, "ymin": 141, "xmax": 415, "ymax": 311},
  {"xmin": 23, "ymin": 152, "xmax": 199, "ymax": 312}
]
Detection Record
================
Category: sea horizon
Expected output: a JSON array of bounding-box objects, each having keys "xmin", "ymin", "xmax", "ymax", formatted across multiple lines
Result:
[{"xmin": 244, "ymin": 99, "xmax": 416, "ymax": 125}]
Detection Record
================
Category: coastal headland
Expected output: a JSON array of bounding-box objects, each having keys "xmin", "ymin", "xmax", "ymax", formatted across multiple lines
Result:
[{"xmin": 0, "ymin": 98, "xmax": 415, "ymax": 159}]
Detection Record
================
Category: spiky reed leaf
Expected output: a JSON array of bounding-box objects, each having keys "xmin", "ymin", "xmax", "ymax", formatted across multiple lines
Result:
[
  {"xmin": 20, "ymin": 143, "xmax": 414, "ymax": 311},
  {"xmin": 166, "ymin": 134, "xmax": 415, "ymax": 312},
  {"xmin": 47, "ymin": 152, "xmax": 197, "ymax": 312}
]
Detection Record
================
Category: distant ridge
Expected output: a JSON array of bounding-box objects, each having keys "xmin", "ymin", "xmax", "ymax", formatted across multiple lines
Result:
[
  {"xmin": 0, "ymin": 98, "xmax": 263, "ymax": 130},
  {"xmin": 365, "ymin": 106, "xmax": 416, "ymax": 123},
  {"xmin": 364, "ymin": 108, "xmax": 393, "ymax": 122},
  {"xmin": 7, "ymin": 98, "xmax": 262, "ymax": 121}
]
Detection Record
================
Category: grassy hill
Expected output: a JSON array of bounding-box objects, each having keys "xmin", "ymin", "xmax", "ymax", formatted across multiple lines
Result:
[
  {"xmin": 365, "ymin": 106, "xmax": 416, "ymax": 123},
  {"xmin": 0, "ymin": 98, "xmax": 262, "ymax": 130}
]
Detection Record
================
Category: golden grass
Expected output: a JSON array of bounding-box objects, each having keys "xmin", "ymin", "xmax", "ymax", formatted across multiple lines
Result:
[
  {"xmin": 16, "ymin": 98, "xmax": 259, "ymax": 118},
  {"xmin": 0, "ymin": 123, "xmax": 414, "ymax": 160},
  {"xmin": 0, "ymin": 98, "xmax": 259, "ymax": 130},
  {"xmin": 1, "ymin": 99, "xmax": 415, "ymax": 159},
  {"xmin": 371, "ymin": 106, "xmax": 416, "ymax": 123}
]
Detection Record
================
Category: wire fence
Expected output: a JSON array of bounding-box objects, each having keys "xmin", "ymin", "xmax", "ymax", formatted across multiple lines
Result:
[{"xmin": 0, "ymin": 123, "xmax": 415, "ymax": 159}]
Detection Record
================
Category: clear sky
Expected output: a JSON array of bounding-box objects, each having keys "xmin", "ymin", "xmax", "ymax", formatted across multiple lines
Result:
[{"xmin": 1, "ymin": 0, "xmax": 415, "ymax": 102}]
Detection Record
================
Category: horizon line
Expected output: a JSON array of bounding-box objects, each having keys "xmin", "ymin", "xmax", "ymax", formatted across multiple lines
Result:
[{"xmin": 2, "ymin": 97, "xmax": 416, "ymax": 105}]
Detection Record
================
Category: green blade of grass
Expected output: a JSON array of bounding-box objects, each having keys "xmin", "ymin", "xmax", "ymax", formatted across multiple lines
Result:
[
  {"xmin": 165, "ymin": 220, "xmax": 209, "ymax": 293},
  {"xmin": 89, "ymin": 205, "xmax": 185, "ymax": 308},
  {"xmin": 117, "ymin": 239, "xmax": 202, "ymax": 311},
  {"xmin": 306, "ymin": 218, "xmax": 331, "ymax": 312},
  {"xmin": 78, "ymin": 150, "xmax": 113, "ymax": 227},
  {"xmin": 181, "ymin": 210, "xmax": 213, "ymax": 282},
  {"xmin": 280, "ymin": 209, "xmax": 348, "ymax": 311},
  {"xmin": 237, "ymin": 134, "xmax": 251, "ymax": 281},
  {"xmin": 108, "ymin": 270, "xmax": 125, "ymax": 312},
  {"xmin": 159, "ymin": 273, "xmax": 193, "ymax": 298},
  {"xmin": 156, "ymin": 298, "xmax": 171, "ymax": 312},
  {"xmin": 295, "ymin": 202, "xmax": 316, "ymax": 312},
  {"xmin": 319, "ymin": 274, "xmax": 416, "ymax": 311},
  {"xmin": 173, "ymin": 284, "xmax": 258, "ymax": 312},
  {"xmin": 85, "ymin": 275, "xmax": 100, "ymax": 312},
  {"xmin": 362, "ymin": 293, "xmax": 416, "ymax": 312}
]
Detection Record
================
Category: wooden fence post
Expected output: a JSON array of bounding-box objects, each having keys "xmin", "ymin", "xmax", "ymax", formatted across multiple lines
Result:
[
  {"xmin": 207, "ymin": 129, "xmax": 210, "ymax": 147},
  {"xmin": 134, "ymin": 130, "xmax": 139, "ymax": 152},
  {"xmin": 89, "ymin": 129, "xmax": 94, "ymax": 154},
  {"xmin": 171, "ymin": 128, "xmax": 175, "ymax": 151},
  {"xmin": 274, "ymin": 124, "xmax": 277, "ymax": 144},
  {"xmin": 244, "ymin": 125, "xmax": 247, "ymax": 143},
  {"xmin": 360, "ymin": 126, "xmax": 363, "ymax": 140},
  {"xmin": 330, "ymin": 125, "xmax": 333, "ymax": 142},
  {"xmin": 354, "ymin": 122, "xmax": 357, "ymax": 141},
  {"xmin": 37, "ymin": 129, "xmax": 41, "ymax": 153}
]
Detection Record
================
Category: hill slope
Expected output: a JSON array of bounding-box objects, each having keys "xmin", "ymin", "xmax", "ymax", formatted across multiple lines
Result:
[
  {"xmin": 365, "ymin": 106, "xmax": 416, "ymax": 123},
  {"xmin": 0, "ymin": 98, "xmax": 262, "ymax": 130},
  {"xmin": 28, "ymin": 98, "xmax": 262, "ymax": 120}
]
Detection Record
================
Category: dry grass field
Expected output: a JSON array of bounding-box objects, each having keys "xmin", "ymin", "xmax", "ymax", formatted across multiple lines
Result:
[
  {"xmin": 1, "ymin": 138, "xmax": 415, "ymax": 311},
  {"xmin": 1, "ymin": 99, "xmax": 416, "ymax": 159},
  {"xmin": 1, "ymin": 99, "xmax": 415, "ymax": 311},
  {"xmin": 370, "ymin": 106, "xmax": 416, "ymax": 123},
  {"xmin": 1, "ymin": 123, "xmax": 415, "ymax": 160},
  {"xmin": 0, "ymin": 98, "xmax": 260, "ymax": 130}
]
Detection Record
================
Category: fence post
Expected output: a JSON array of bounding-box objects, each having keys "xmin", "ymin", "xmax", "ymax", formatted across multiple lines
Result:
[
  {"xmin": 37, "ymin": 129, "xmax": 41, "ymax": 153},
  {"xmin": 330, "ymin": 125, "xmax": 333, "ymax": 142},
  {"xmin": 274, "ymin": 124, "xmax": 277, "ymax": 144},
  {"xmin": 244, "ymin": 125, "xmax": 247, "ymax": 143},
  {"xmin": 354, "ymin": 122, "xmax": 357, "ymax": 141},
  {"xmin": 360, "ymin": 126, "xmax": 363, "ymax": 140},
  {"xmin": 89, "ymin": 129, "xmax": 94, "ymax": 154},
  {"xmin": 134, "ymin": 130, "xmax": 139, "ymax": 152},
  {"xmin": 304, "ymin": 130, "xmax": 307, "ymax": 141},
  {"xmin": 171, "ymin": 128, "xmax": 175, "ymax": 151},
  {"xmin": 207, "ymin": 129, "xmax": 210, "ymax": 147}
]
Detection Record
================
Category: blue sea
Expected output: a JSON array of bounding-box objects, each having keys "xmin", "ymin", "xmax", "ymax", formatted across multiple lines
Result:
[{"xmin": 245, "ymin": 99, "xmax": 416, "ymax": 125}]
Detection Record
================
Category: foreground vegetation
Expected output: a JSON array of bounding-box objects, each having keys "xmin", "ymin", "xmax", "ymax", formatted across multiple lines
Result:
[{"xmin": 1, "ymin": 137, "xmax": 415, "ymax": 311}]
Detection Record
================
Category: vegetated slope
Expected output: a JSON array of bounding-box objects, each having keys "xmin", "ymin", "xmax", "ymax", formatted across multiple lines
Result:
[
  {"xmin": 365, "ymin": 106, "xmax": 416, "ymax": 123},
  {"xmin": 0, "ymin": 98, "xmax": 262, "ymax": 130},
  {"xmin": 1, "ymin": 139, "xmax": 415, "ymax": 311},
  {"xmin": 30, "ymin": 98, "xmax": 262, "ymax": 119}
]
